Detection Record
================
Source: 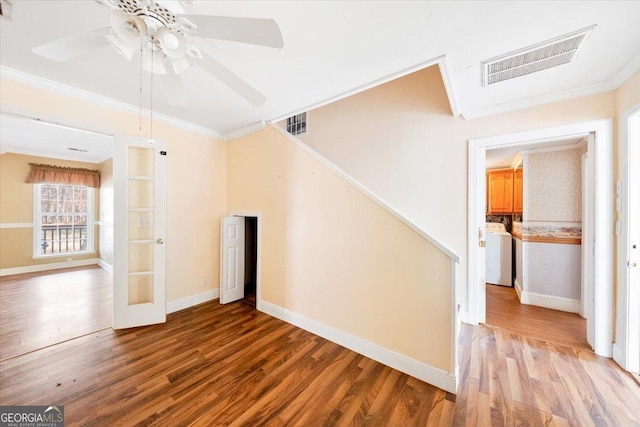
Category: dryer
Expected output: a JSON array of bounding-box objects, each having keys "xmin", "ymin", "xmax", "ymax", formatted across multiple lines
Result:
[{"xmin": 486, "ymin": 222, "xmax": 512, "ymax": 286}]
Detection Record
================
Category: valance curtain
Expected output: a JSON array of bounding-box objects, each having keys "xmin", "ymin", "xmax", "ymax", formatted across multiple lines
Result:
[{"xmin": 25, "ymin": 163, "xmax": 100, "ymax": 188}]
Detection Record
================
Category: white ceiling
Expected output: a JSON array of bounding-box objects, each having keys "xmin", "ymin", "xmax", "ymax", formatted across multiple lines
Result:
[
  {"xmin": 0, "ymin": 115, "xmax": 113, "ymax": 163},
  {"xmin": 0, "ymin": 1, "xmax": 639, "ymax": 136}
]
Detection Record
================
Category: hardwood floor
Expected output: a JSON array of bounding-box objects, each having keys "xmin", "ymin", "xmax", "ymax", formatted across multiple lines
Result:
[
  {"xmin": 1, "ymin": 295, "xmax": 638, "ymax": 426},
  {"xmin": 485, "ymin": 284, "xmax": 589, "ymax": 351},
  {"xmin": 0, "ymin": 265, "xmax": 112, "ymax": 360},
  {"xmin": 453, "ymin": 323, "xmax": 640, "ymax": 426},
  {"xmin": 0, "ymin": 301, "xmax": 454, "ymax": 426}
]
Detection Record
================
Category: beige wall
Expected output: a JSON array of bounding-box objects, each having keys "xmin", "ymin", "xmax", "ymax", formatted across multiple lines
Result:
[
  {"xmin": 99, "ymin": 158, "xmax": 114, "ymax": 268},
  {"xmin": 524, "ymin": 148, "xmax": 583, "ymax": 222},
  {"xmin": 0, "ymin": 153, "xmax": 101, "ymax": 269},
  {"xmin": 293, "ymin": 65, "xmax": 640, "ymax": 317},
  {"xmin": 228, "ymin": 126, "xmax": 453, "ymax": 371},
  {"xmin": 0, "ymin": 77, "xmax": 227, "ymax": 303}
]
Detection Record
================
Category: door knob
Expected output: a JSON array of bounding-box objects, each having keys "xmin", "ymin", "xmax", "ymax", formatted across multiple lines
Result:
[
  {"xmin": 156, "ymin": 238, "xmax": 164, "ymax": 245},
  {"xmin": 630, "ymin": 261, "xmax": 638, "ymax": 267}
]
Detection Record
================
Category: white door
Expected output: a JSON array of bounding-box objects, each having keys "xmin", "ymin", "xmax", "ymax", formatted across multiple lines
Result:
[
  {"xmin": 220, "ymin": 216, "xmax": 245, "ymax": 304},
  {"xmin": 113, "ymin": 136, "xmax": 167, "ymax": 329},
  {"xmin": 628, "ymin": 110, "xmax": 640, "ymax": 373}
]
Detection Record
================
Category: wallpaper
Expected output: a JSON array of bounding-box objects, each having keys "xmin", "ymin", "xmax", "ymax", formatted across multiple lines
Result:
[{"xmin": 524, "ymin": 147, "xmax": 583, "ymax": 222}]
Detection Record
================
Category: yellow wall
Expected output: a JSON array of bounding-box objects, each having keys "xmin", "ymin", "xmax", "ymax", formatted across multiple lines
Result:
[
  {"xmin": 0, "ymin": 153, "xmax": 100, "ymax": 268},
  {"xmin": 228, "ymin": 125, "xmax": 453, "ymax": 371},
  {"xmin": 294, "ymin": 65, "xmax": 639, "ymax": 318},
  {"xmin": 99, "ymin": 157, "xmax": 114, "ymax": 268},
  {"xmin": 0, "ymin": 77, "xmax": 227, "ymax": 303}
]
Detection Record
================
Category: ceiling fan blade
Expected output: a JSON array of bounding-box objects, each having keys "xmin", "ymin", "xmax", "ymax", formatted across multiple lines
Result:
[
  {"xmin": 177, "ymin": 15, "xmax": 284, "ymax": 48},
  {"xmin": 160, "ymin": 67, "xmax": 189, "ymax": 107},
  {"xmin": 196, "ymin": 50, "xmax": 266, "ymax": 107},
  {"xmin": 31, "ymin": 27, "xmax": 112, "ymax": 61}
]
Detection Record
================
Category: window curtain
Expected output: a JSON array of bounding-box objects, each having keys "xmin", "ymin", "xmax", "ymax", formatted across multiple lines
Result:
[{"xmin": 25, "ymin": 163, "xmax": 100, "ymax": 188}]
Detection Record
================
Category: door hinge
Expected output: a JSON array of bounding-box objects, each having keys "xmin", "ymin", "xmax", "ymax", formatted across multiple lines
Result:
[{"xmin": 160, "ymin": 151, "xmax": 167, "ymax": 156}]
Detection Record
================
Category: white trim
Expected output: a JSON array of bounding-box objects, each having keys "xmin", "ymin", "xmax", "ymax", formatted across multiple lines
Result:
[
  {"xmin": 611, "ymin": 52, "xmax": 640, "ymax": 88},
  {"xmin": 268, "ymin": 56, "xmax": 446, "ymax": 125},
  {"xmin": 518, "ymin": 291, "xmax": 581, "ymax": 313},
  {"xmin": 437, "ymin": 57, "xmax": 461, "ymax": 117},
  {"xmin": 258, "ymin": 300, "xmax": 457, "ymax": 394},
  {"xmin": 166, "ymin": 289, "xmax": 220, "ymax": 314},
  {"xmin": 269, "ymin": 123, "xmax": 459, "ymax": 263},
  {"xmin": 613, "ymin": 343, "xmax": 625, "ymax": 369},
  {"xmin": 0, "ymin": 66, "xmax": 224, "ymax": 140},
  {"xmin": 0, "ymin": 257, "xmax": 99, "ymax": 276},
  {"xmin": 1, "ymin": 146, "xmax": 106, "ymax": 164},
  {"xmin": 514, "ymin": 278, "xmax": 524, "ymax": 301},
  {"xmin": 468, "ymin": 119, "xmax": 614, "ymax": 358},
  {"xmin": 0, "ymin": 222, "xmax": 33, "ymax": 229},
  {"xmin": 97, "ymin": 259, "xmax": 113, "ymax": 274},
  {"xmin": 224, "ymin": 122, "xmax": 266, "ymax": 141},
  {"xmin": 461, "ymin": 80, "xmax": 618, "ymax": 120}
]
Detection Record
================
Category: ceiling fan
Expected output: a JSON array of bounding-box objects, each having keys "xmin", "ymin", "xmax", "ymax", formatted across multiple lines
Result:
[{"xmin": 31, "ymin": 0, "xmax": 284, "ymax": 107}]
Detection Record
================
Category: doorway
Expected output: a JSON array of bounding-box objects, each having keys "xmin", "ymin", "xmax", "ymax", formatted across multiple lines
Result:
[
  {"xmin": 0, "ymin": 113, "xmax": 115, "ymax": 359},
  {"xmin": 220, "ymin": 212, "xmax": 261, "ymax": 308},
  {"xmin": 468, "ymin": 119, "xmax": 613, "ymax": 358},
  {"xmin": 483, "ymin": 141, "xmax": 588, "ymax": 348}
]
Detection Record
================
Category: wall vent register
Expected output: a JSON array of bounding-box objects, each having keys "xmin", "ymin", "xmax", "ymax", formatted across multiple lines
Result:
[
  {"xmin": 481, "ymin": 25, "xmax": 595, "ymax": 86},
  {"xmin": 286, "ymin": 112, "xmax": 307, "ymax": 136}
]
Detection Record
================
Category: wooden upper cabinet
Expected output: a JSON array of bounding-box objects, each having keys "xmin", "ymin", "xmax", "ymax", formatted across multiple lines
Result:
[
  {"xmin": 513, "ymin": 168, "xmax": 523, "ymax": 213},
  {"xmin": 486, "ymin": 169, "xmax": 514, "ymax": 214}
]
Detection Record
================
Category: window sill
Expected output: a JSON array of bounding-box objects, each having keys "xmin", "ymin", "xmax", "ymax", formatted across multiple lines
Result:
[{"xmin": 32, "ymin": 251, "xmax": 96, "ymax": 260}]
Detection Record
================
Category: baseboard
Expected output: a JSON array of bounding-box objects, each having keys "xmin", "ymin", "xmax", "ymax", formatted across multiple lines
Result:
[
  {"xmin": 0, "ymin": 258, "xmax": 99, "ymax": 276},
  {"xmin": 258, "ymin": 300, "xmax": 457, "ymax": 394},
  {"xmin": 97, "ymin": 259, "xmax": 113, "ymax": 274},
  {"xmin": 612, "ymin": 342, "xmax": 625, "ymax": 369},
  {"xmin": 166, "ymin": 289, "xmax": 220, "ymax": 314},
  {"xmin": 514, "ymin": 278, "xmax": 524, "ymax": 302},
  {"xmin": 519, "ymin": 290, "xmax": 580, "ymax": 313}
]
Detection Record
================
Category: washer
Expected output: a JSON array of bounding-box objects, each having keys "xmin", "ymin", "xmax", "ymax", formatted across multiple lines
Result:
[{"xmin": 486, "ymin": 222, "xmax": 512, "ymax": 286}]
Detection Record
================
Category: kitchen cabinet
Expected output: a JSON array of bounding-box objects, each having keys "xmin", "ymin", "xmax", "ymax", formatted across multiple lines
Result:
[
  {"xmin": 487, "ymin": 169, "xmax": 514, "ymax": 214},
  {"xmin": 513, "ymin": 168, "xmax": 523, "ymax": 213}
]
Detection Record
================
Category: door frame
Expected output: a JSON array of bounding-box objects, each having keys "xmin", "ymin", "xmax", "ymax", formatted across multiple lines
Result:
[
  {"xmin": 468, "ymin": 119, "xmax": 613, "ymax": 357},
  {"xmin": 229, "ymin": 211, "xmax": 262, "ymax": 308},
  {"xmin": 614, "ymin": 103, "xmax": 640, "ymax": 372}
]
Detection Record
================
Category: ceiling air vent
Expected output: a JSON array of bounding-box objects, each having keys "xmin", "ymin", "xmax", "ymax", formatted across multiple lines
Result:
[
  {"xmin": 0, "ymin": 0, "xmax": 13, "ymax": 21},
  {"xmin": 286, "ymin": 112, "xmax": 307, "ymax": 136},
  {"xmin": 67, "ymin": 147, "xmax": 89, "ymax": 153},
  {"xmin": 482, "ymin": 25, "xmax": 595, "ymax": 86}
]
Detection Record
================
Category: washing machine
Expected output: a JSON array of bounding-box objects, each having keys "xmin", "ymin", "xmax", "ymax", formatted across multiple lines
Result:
[{"xmin": 486, "ymin": 222, "xmax": 512, "ymax": 286}]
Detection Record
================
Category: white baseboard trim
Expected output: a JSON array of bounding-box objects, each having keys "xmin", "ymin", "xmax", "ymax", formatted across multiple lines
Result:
[
  {"xmin": 0, "ymin": 258, "xmax": 99, "ymax": 276},
  {"xmin": 519, "ymin": 289, "xmax": 580, "ymax": 313},
  {"xmin": 258, "ymin": 300, "xmax": 457, "ymax": 394},
  {"xmin": 97, "ymin": 259, "xmax": 113, "ymax": 274},
  {"xmin": 514, "ymin": 278, "xmax": 524, "ymax": 302},
  {"xmin": 612, "ymin": 342, "xmax": 626, "ymax": 370},
  {"xmin": 166, "ymin": 289, "xmax": 220, "ymax": 314}
]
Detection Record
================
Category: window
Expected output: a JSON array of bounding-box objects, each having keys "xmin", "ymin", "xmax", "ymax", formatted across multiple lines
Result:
[{"xmin": 34, "ymin": 184, "xmax": 94, "ymax": 257}]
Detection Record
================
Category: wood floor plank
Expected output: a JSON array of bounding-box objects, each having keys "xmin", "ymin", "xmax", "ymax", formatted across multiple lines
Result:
[{"xmin": 2, "ymin": 283, "xmax": 640, "ymax": 426}]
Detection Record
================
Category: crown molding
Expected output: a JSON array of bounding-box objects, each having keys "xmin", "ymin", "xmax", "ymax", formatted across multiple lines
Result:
[
  {"xmin": 437, "ymin": 56, "xmax": 461, "ymax": 118},
  {"xmin": 0, "ymin": 66, "xmax": 225, "ymax": 140},
  {"xmin": 460, "ymin": 79, "xmax": 618, "ymax": 120},
  {"xmin": 268, "ymin": 56, "xmax": 447, "ymax": 124},
  {"xmin": 222, "ymin": 121, "xmax": 266, "ymax": 141},
  {"xmin": 611, "ymin": 52, "xmax": 640, "ymax": 88}
]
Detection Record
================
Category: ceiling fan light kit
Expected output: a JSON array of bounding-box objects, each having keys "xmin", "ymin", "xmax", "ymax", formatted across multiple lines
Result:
[{"xmin": 30, "ymin": 0, "xmax": 284, "ymax": 106}]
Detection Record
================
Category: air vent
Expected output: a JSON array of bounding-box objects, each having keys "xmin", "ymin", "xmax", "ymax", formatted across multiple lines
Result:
[
  {"xmin": 67, "ymin": 147, "xmax": 89, "ymax": 153},
  {"xmin": 482, "ymin": 26, "xmax": 595, "ymax": 86},
  {"xmin": 0, "ymin": 0, "xmax": 13, "ymax": 21},
  {"xmin": 286, "ymin": 112, "xmax": 307, "ymax": 136}
]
